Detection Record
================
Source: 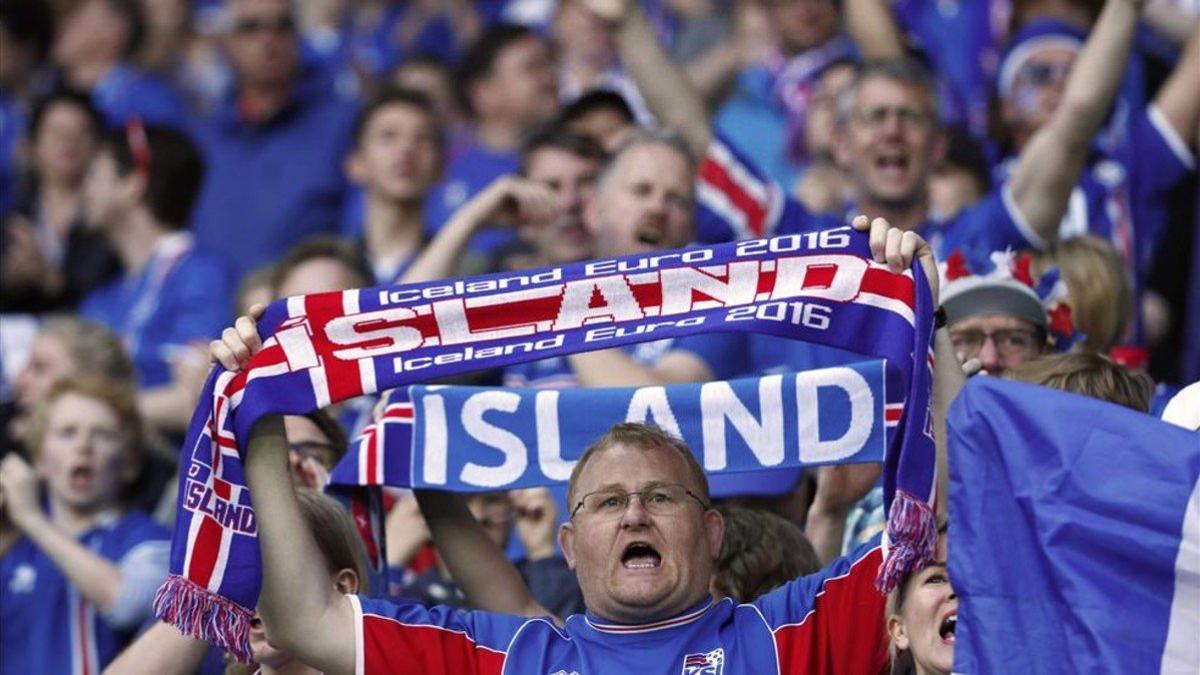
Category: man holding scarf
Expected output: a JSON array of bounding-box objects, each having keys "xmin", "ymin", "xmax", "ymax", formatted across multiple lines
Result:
[{"xmin": 206, "ymin": 214, "xmax": 962, "ymax": 674}]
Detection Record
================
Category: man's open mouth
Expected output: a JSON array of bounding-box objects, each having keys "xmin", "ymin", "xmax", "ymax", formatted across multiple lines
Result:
[
  {"xmin": 635, "ymin": 225, "xmax": 664, "ymax": 246},
  {"xmin": 69, "ymin": 466, "xmax": 95, "ymax": 490},
  {"xmin": 874, "ymin": 151, "xmax": 911, "ymax": 177},
  {"xmin": 621, "ymin": 542, "xmax": 662, "ymax": 569},
  {"xmin": 938, "ymin": 613, "xmax": 957, "ymax": 643}
]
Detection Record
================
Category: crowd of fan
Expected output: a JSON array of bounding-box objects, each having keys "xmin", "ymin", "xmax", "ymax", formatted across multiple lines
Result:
[{"xmin": 0, "ymin": 0, "xmax": 1197, "ymax": 673}]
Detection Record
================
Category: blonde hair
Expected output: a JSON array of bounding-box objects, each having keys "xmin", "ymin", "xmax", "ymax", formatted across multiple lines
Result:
[
  {"xmin": 1032, "ymin": 235, "xmax": 1132, "ymax": 353},
  {"xmin": 25, "ymin": 376, "xmax": 143, "ymax": 461},
  {"xmin": 39, "ymin": 316, "xmax": 136, "ymax": 386},
  {"xmin": 1006, "ymin": 352, "xmax": 1153, "ymax": 412}
]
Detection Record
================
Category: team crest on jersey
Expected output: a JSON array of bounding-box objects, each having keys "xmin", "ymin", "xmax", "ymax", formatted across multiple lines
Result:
[{"xmin": 681, "ymin": 647, "xmax": 725, "ymax": 675}]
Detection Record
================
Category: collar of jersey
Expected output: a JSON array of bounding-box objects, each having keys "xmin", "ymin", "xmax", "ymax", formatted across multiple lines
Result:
[{"xmin": 583, "ymin": 597, "xmax": 715, "ymax": 634}]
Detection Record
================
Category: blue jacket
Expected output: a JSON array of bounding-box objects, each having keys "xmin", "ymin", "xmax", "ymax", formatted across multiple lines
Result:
[{"xmin": 188, "ymin": 73, "xmax": 358, "ymax": 281}]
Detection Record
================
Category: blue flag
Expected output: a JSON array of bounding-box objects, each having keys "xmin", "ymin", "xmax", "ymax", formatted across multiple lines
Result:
[{"xmin": 948, "ymin": 378, "xmax": 1200, "ymax": 674}]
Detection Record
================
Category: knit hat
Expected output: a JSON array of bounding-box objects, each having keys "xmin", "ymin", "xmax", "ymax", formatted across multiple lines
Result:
[
  {"xmin": 996, "ymin": 18, "xmax": 1086, "ymax": 102},
  {"xmin": 940, "ymin": 249, "xmax": 1081, "ymax": 351}
]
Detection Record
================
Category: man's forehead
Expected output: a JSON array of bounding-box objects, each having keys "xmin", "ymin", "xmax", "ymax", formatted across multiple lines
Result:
[
  {"xmin": 495, "ymin": 35, "xmax": 549, "ymax": 65},
  {"xmin": 611, "ymin": 144, "xmax": 691, "ymax": 185},
  {"xmin": 527, "ymin": 147, "xmax": 600, "ymax": 175},
  {"xmin": 282, "ymin": 415, "xmax": 326, "ymax": 444},
  {"xmin": 368, "ymin": 104, "xmax": 436, "ymax": 133},
  {"xmin": 1023, "ymin": 43, "xmax": 1079, "ymax": 64},
  {"xmin": 853, "ymin": 75, "xmax": 931, "ymax": 111},
  {"xmin": 229, "ymin": 0, "xmax": 290, "ymax": 18},
  {"xmin": 575, "ymin": 442, "xmax": 693, "ymax": 490}
]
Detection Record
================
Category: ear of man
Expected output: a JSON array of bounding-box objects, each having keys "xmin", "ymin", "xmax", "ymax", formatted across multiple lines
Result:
[{"xmin": 557, "ymin": 522, "xmax": 577, "ymax": 571}]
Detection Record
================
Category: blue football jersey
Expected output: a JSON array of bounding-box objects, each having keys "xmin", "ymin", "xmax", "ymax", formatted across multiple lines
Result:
[
  {"xmin": 0, "ymin": 511, "xmax": 169, "ymax": 675},
  {"xmin": 80, "ymin": 232, "xmax": 231, "ymax": 388},
  {"xmin": 353, "ymin": 539, "xmax": 887, "ymax": 674}
]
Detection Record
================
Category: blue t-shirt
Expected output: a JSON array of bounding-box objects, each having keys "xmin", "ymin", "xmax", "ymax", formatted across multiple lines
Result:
[
  {"xmin": 81, "ymin": 233, "xmax": 231, "ymax": 388},
  {"xmin": 423, "ymin": 142, "xmax": 520, "ymax": 257},
  {"xmin": 0, "ymin": 511, "xmax": 169, "ymax": 675},
  {"xmin": 353, "ymin": 537, "xmax": 887, "ymax": 673},
  {"xmin": 92, "ymin": 64, "xmax": 191, "ymax": 130},
  {"xmin": 994, "ymin": 105, "xmax": 1194, "ymax": 343},
  {"xmin": 188, "ymin": 74, "xmax": 359, "ymax": 281}
]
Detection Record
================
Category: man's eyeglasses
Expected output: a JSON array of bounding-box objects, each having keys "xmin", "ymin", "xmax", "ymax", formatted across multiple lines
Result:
[
  {"xmin": 949, "ymin": 329, "xmax": 1040, "ymax": 358},
  {"xmin": 570, "ymin": 483, "xmax": 709, "ymax": 520},
  {"xmin": 287, "ymin": 440, "xmax": 336, "ymax": 465},
  {"xmin": 233, "ymin": 14, "xmax": 295, "ymax": 36},
  {"xmin": 1019, "ymin": 61, "xmax": 1072, "ymax": 88},
  {"xmin": 852, "ymin": 105, "xmax": 932, "ymax": 130}
]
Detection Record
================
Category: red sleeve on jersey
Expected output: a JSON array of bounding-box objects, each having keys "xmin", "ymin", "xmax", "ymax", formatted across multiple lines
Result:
[
  {"xmin": 361, "ymin": 612, "xmax": 507, "ymax": 675},
  {"xmin": 772, "ymin": 546, "xmax": 889, "ymax": 674}
]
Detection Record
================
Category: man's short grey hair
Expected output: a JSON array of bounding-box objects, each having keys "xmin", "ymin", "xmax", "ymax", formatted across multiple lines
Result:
[
  {"xmin": 834, "ymin": 58, "xmax": 942, "ymax": 128},
  {"xmin": 595, "ymin": 127, "xmax": 697, "ymax": 190}
]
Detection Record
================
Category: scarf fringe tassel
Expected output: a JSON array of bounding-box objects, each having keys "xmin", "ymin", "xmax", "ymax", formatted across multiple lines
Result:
[
  {"xmin": 876, "ymin": 490, "xmax": 938, "ymax": 594},
  {"xmin": 154, "ymin": 574, "xmax": 254, "ymax": 663}
]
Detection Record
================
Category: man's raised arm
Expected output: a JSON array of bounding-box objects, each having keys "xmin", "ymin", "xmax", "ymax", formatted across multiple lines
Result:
[
  {"xmin": 1151, "ymin": 21, "xmax": 1200, "ymax": 152},
  {"xmin": 244, "ymin": 416, "xmax": 357, "ymax": 675},
  {"xmin": 1008, "ymin": 0, "xmax": 1144, "ymax": 243},
  {"xmin": 400, "ymin": 177, "xmax": 561, "ymax": 285},
  {"xmin": 209, "ymin": 310, "xmax": 356, "ymax": 675},
  {"xmin": 844, "ymin": 0, "xmax": 908, "ymax": 61},
  {"xmin": 413, "ymin": 490, "xmax": 554, "ymax": 620},
  {"xmin": 580, "ymin": 0, "xmax": 712, "ymax": 157}
]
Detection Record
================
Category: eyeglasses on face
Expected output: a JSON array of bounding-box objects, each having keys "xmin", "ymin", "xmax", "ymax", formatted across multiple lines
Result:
[
  {"xmin": 1018, "ymin": 61, "xmax": 1072, "ymax": 88},
  {"xmin": 852, "ymin": 105, "xmax": 932, "ymax": 130},
  {"xmin": 949, "ymin": 328, "xmax": 1040, "ymax": 357},
  {"xmin": 570, "ymin": 483, "xmax": 709, "ymax": 520},
  {"xmin": 233, "ymin": 14, "xmax": 295, "ymax": 36},
  {"xmin": 287, "ymin": 440, "xmax": 336, "ymax": 464}
]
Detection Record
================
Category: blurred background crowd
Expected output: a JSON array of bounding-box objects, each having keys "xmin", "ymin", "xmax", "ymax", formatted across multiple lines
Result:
[{"xmin": 0, "ymin": 0, "xmax": 1196, "ymax": 673}]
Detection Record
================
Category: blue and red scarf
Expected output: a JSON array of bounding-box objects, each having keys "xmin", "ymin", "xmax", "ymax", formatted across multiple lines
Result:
[{"xmin": 155, "ymin": 230, "xmax": 937, "ymax": 661}]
